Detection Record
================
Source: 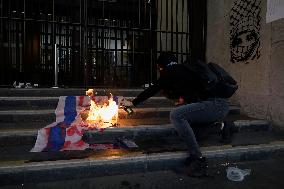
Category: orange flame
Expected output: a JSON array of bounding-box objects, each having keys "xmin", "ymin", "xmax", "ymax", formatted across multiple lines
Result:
[{"xmin": 83, "ymin": 89, "xmax": 118, "ymax": 128}]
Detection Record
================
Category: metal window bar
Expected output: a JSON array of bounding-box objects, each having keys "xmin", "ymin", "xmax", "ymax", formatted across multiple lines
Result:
[{"xmin": 0, "ymin": 0, "xmax": 205, "ymax": 87}]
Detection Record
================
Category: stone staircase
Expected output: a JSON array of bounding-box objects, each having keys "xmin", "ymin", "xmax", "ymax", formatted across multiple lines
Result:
[
  {"xmin": 0, "ymin": 88, "xmax": 255, "ymax": 145},
  {"xmin": 0, "ymin": 88, "xmax": 283, "ymax": 186}
]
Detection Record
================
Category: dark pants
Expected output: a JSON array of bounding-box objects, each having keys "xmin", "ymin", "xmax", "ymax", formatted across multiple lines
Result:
[{"xmin": 170, "ymin": 98, "xmax": 229, "ymax": 157}]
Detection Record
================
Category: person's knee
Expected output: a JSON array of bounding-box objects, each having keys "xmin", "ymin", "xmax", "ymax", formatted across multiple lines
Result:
[
  {"xmin": 170, "ymin": 108, "xmax": 184, "ymax": 122},
  {"xmin": 170, "ymin": 109, "xmax": 178, "ymax": 121}
]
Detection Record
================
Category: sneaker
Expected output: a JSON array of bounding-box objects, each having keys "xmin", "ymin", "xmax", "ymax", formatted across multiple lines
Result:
[
  {"xmin": 186, "ymin": 157, "xmax": 208, "ymax": 177},
  {"xmin": 220, "ymin": 121, "xmax": 235, "ymax": 144}
]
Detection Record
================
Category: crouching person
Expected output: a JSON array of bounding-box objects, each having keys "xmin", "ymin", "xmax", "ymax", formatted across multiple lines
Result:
[{"xmin": 129, "ymin": 52, "xmax": 234, "ymax": 177}]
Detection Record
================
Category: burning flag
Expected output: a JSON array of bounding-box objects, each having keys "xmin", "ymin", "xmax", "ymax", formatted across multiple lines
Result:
[
  {"xmin": 31, "ymin": 91, "xmax": 125, "ymax": 152},
  {"xmin": 85, "ymin": 94, "xmax": 119, "ymax": 128}
]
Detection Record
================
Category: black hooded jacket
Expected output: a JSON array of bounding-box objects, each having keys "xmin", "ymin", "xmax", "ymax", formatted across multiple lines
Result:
[{"xmin": 132, "ymin": 64, "xmax": 208, "ymax": 106}]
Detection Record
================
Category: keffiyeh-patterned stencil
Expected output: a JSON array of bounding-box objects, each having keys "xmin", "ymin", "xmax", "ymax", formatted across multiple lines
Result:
[{"xmin": 229, "ymin": 0, "xmax": 261, "ymax": 63}]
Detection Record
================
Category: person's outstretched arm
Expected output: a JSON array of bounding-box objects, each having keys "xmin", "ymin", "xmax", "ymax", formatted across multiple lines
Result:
[{"xmin": 132, "ymin": 82, "xmax": 161, "ymax": 106}]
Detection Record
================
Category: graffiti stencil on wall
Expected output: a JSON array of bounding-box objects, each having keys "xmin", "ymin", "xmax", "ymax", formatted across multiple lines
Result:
[{"xmin": 230, "ymin": 0, "xmax": 261, "ymax": 63}]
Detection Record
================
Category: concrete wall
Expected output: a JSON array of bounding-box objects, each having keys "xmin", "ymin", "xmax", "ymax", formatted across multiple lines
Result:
[{"xmin": 207, "ymin": 0, "xmax": 284, "ymax": 128}]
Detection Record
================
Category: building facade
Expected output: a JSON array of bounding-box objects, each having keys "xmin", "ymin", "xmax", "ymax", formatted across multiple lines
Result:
[{"xmin": 0, "ymin": 0, "xmax": 206, "ymax": 88}]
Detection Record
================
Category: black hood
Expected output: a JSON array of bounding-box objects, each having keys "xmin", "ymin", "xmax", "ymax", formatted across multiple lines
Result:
[{"xmin": 157, "ymin": 52, "xmax": 178, "ymax": 68}]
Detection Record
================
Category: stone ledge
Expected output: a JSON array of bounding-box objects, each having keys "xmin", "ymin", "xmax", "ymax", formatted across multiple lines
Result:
[
  {"xmin": 0, "ymin": 106, "xmax": 240, "ymax": 122},
  {"xmin": 0, "ymin": 143, "xmax": 284, "ymax": 186},
  {"xmin": 0, "ymin": 120, "xmax": 271, "ymax": 146}
]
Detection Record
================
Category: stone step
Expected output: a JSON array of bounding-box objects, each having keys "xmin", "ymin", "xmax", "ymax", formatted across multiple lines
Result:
[
  {"xmin": 0, "ymin": 88, "xmax": 146, "ymax": 97},
  {"xmin": 0, "ymin": 96, "xmax": 174, "ymax": 110},
  {"xmin": 0, "ymin": 118, "xmax": 171, "ymax": 131},
  {"xmin": 0, "ymin": 122, "xmax": 279, "ymax": 161},
  {"xmin": 0, "ymin": 106, "xmax": 241, "ymax": 124},
  {"xmin": 0, "ymin": 112, "xmax": 248, "ymax": 131},
  {"xmin": 0, "ymin": 140, "xmax": 284, "ymax": 186},
  {"xmin": 84, "ymin": 120, "xmax": 272, "ymax": 144},
  {"xmin": 0, "ymin": 119, "xmax": 272, "ymax": 147}
]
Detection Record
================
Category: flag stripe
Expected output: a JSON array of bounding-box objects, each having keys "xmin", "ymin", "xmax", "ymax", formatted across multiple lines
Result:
[
  {"xmin": 64, "ymin": 96, "xmax": 77, "ymax": 125},
  {"xmin": 43, "ymin": 123, "xmax": 66, "ymax": 151}
]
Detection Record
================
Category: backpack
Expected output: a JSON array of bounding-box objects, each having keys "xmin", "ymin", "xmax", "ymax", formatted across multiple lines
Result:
[{"xmin": 183, "ymin": 60, "xmax": 238, "ymax": 98}]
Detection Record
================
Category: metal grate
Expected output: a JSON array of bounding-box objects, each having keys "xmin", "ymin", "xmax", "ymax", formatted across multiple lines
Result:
[{"xmin": 0, "ymin": 0, "xmax": 205, "ymax": 88}]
